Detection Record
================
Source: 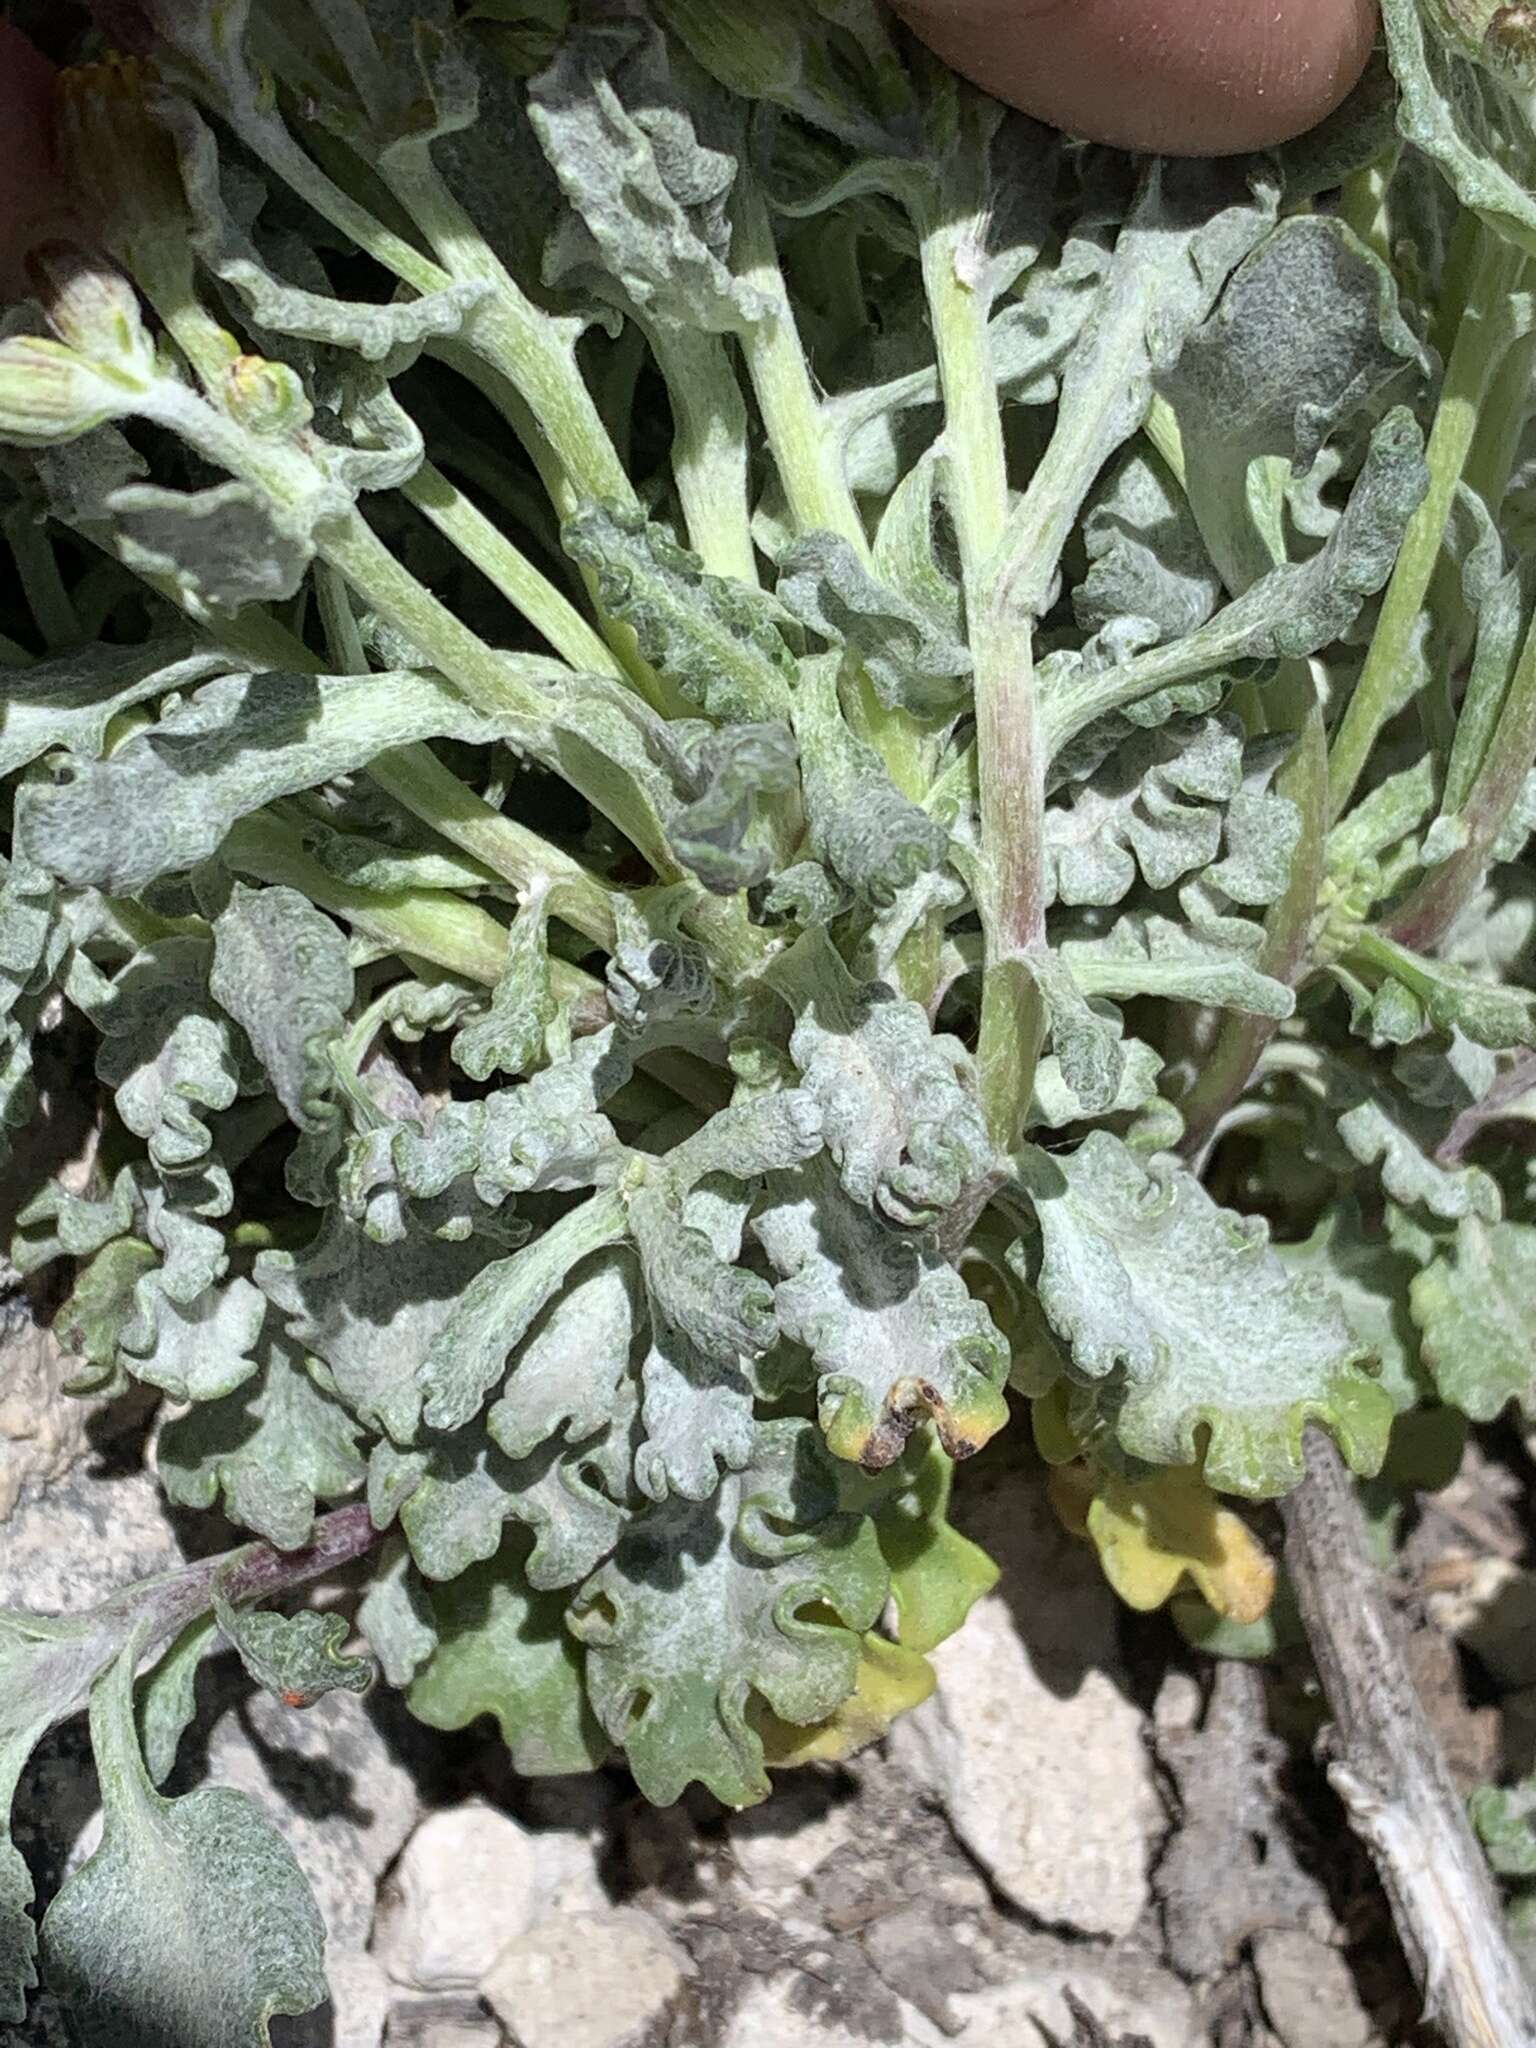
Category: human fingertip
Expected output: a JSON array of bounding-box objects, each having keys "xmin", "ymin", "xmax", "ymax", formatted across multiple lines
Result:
[{"xmin": 890, "ymin": 0, "xmax": 1382, "ymax": 156}]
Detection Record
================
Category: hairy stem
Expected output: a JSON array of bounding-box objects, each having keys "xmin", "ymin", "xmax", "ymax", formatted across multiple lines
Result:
[
  {"xmin": 1180, "ymin": 664, "xmax": 1329, "ymax": 1159},
  {"xmin": 367, "ymin": 743, "xmax": 619, "ymax": 950},
  {"xmin": 646, "ymin": 322, "xmax": 760, "ymax": 586},
  {"xmin": 380, "ymin": 146, "xmax": 633, "ymax": 509},
  {"xmin": 1329, "ymin": 231, "xmax": 1526, "ymax": 816},
  {"xmin": 402, "ymin": 461, "xmax": 622, "ymax": 677},
  {"xmin": 1385, "ymin": 598, "xmax": 1536, "ymax": 952},
  {"xmin": 919, "ymin": 206, "xmax": 1043, "ymax": 1146}
]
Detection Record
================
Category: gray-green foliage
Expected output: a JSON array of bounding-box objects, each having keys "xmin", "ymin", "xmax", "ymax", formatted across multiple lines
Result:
[{"xmin": 0, "ymin": 0, "xmax": 1533, "ymax": 2034}]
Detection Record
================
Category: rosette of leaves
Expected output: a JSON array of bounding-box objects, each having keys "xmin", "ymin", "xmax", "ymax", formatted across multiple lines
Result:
[{"xmin": 0, "ymin": 0, "xmax": 1532, "ymax": 2035}]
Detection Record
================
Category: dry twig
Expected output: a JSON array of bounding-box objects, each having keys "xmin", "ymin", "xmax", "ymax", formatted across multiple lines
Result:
[{"xmin": 1282, "ymin": 1430, "xmax": 1536, "ymax": 2048}]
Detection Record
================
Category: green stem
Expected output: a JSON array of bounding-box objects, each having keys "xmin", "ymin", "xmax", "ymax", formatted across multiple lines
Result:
[
  {"xmin": 919, "ymin": 206, "xmax": 1043, "ymax": 1147},
  {"xmin": 1338, "ymin": 144, "xmax": 1401, "ymax": 266},
  {"xmin": 380, "ymin": 146, "xmax": 634, "ymax": 509},
  {"xmin": 367, "ymin": 744, "xmax": 618, "ymax": 949},
  {"xmin": 6, "ymin": 510, "xmax": 80, "ymax": 650},
  {"xmin": 646, "ymin": 322, "xmax": 759, "ymax": 586},
  {"xmin": 1328, "ymin": 231, "xmax": 1526, "ymax": 816},
  {"xmin": 1179, "ymin": 663, "xmax": 1329, "ymax": 1159},
  {"xmin": 733, "ymin": 180, "xmax": 868, "ymax": 558},
  {"xmin": 308, "ymin": 563, "xmax": 620, "ymax": 946},
  {"xmin": 318, "ymin": 510, "xmax": 679, "ymax": 880},
  {"xmin": 223, "ymin": 810, "xmax": 513, "ymax": 985},
  {"xmin": 1385, "ymin": 602, "xmax": 1536, "ymax": 952},
  {"xmin": 402, "ymin": 461, "xmax": 621, "ymax": 676},
  {"xmin": 734, "ymin": 178, "xmax": 920, "ymax": 792}
]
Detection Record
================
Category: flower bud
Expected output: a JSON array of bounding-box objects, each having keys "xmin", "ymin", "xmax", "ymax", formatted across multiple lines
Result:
[
  {"xmin": 0, "ymin": 335, "xmax": 144, "ymax": 449},
  {"xmin": 224, "ymin": 354, "xmax": 313, "ymax": 437},
  {"xmin": 54, "ymin": 56, "xmax": 191, "ymax": 275},
  {"xmin": 1423, "ymin": 0, "xmax": 1536, "ymax": 81},
  {"xmin": 25, "ymin": 243, "xmax": 157, "ymax": 381}
]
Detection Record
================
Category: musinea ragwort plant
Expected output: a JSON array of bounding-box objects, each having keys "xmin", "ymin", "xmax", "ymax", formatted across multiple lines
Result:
[{"xmin": 0, "ymin": 0, "xmax": 1533, "ymax": 2034}]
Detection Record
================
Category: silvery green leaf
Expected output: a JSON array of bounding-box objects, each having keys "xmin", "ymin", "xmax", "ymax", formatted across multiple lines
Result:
[
  {"xmin": 605, "ymin": 888, "xmax": 716, "ymax": 1033},
  {"xmin": 1209, "ymin": 780, "xmax": 1303, "ymax": 908},
  {"xmin": 529, "ymin": 11, "xmax": 770, "ymax": 332},
  {"xmin": 666, "ymin": 722, "xmax": 799, "ymax": 896},
  {"xmin": 1005, "ymin": 155, "xmax": 1277, "ymax": 618},
  {"xmin": 390, "ymin": 1426, "xmax": 627, "ymax": 1592},
  {"xmin": 568, "ymin": 1418, "xmax": 888, "ymax": 1806},
  {"xmin": 1022, "ymin": 948, "xmax": 1127, "ymax": 1119},
  {"xmin": 1411, "ymin": 1217, "xmax": 1536, "ymax": 1421},
  {"xmin": 210, "ymin": 1583, "xmax": 372, "ymax": 1707},
  {"xmin": 794, "ymin": 655, "xmax": 950, "ymax": 907},
  {"xmin": 14, "ymin": 1167, "xmax": 139, "ymax": 1276},
  {"xmin": 628, "ymin": 1092, "xmax": 823, "ymax": 1369},
  {"xmin": 872, "ymin": 451, "xmax": 964, "ymax": 641},
  {"xmin": 393, "ymin": 1032, "xmax": 631, "ymax": 1206},
  {"xmin": 634, "ymin": 1175, "xmax": 755, "ymax": 1502},
  {"xmin": 1015, "ymin": 1132, "xmax": 1392, "ymax": 1495},
  {"xmin": 158, "ymin": 1342, "xmax": 367, "ymax": 1551},
  {"xmin": 356, "ymin": 1536, "xmax": 438, "ymax": 1689},
  {"xmin": 39, "ymin": 1642, "xmax": 327, "ymax": 2048},
  {"xmin": 771, "ymin": 929, "xmax": 992, "ymax": 1225},
  {"xmin": 1378, "ymin": 945, "xmax": 1536, "ymax": 1051},
  {"xmin": 1159, "ymin": 215, "xmax": 1426, "ymax": 588},
  {"xmin": 563, "ymin": 502, "xmax": 795, "ymax": 723},
  {"xmin": 137, "ymin": 1616, "xmax": 219, "ymax": 1790},
  {"xmin": 489, "ymin": 1249, "xmax": 643, "ymax": 1460},
  {"xmin": 1336, "ymin": 1093, "xmax": 1502, "ymax": 1221},
  {"xmin": 0, "ymin": 1608, "xmax": 127, "ymax": 2019},
  {"xmin": 0, "ymin": 852, "xmax": 64, "ymax": 1021},
  {"xmin": 1060, "ymin": 912, "xmax": 1293, "ymax": 1019},
  {"xmin": 17, "ymin": 668, "xmax": 495, "ymax": 894},
  {"xmin": 451, "ymin": 879, "xmax": 558, "ymax": 1082},
  {"xmin": 1326, "ymin": 756, "xmax": 1439, "ymax": 888},
  {"xmin": 654, "ymin": 0, "xmax": 923, "ymax": 156},
  {"xmin": 1031, "ymin": 1033, "xmax": 1165, "ymax": 1131},
  {"xmin": 166, "ymin": 93, "xmax": 488, "ymax": 359},
  {"xmin": 255, "ymin": 1209, "xmax": 507, "ymax": 1442},
  {"xmin": 1047, "ymin": 409, "xmax": 1428, "ymax": 753},
  {"xmin": 1280, "ymin": 1200, "xmax": 1428, "ymax": 1414},
  {"xmin": 90, "ymin": 938, "xmax": 239, "ymax": 1174},
  {"xmin": 408, "ymin": 1534, "xmax": 609, "ymax": 1776},
  {"xmin": 1075, "ymin": 447, "xmax": 1221, "ymax": 646},
  {"xmin": 1382, "ymin": 0, "xmax": 1536, "ymax": 258},
  {"xmin": 759, "ymin": 859, "xmax": 846, "ymax": 928},
  {"xmin": 120, "ymin": 1275, "xmax": 266, "ymax": 1403},
  {"xmin": 104, "ymin": 478, "xmax": 315, "ymax": 622},
  {"xmin": 755, "ymin": 1158, "xmax": 1009, "ymax": 1469},
  {"xmin": 0, "ymin": 637, "xmax": 229, "ymax": 778},
  {"xmin": 210, "ymin": 884, "xmax": 354, "ymax": 1129},
  {"xmin": 1044, "ymin": 713, "xmax": 1288, "ymax": 908},
  {"xmin": 418, "ymin": 1189, "xmax": 631, "ymax": 1432},
  {"xmin": 778, "ymin": 530, "xmax": 972, "ymax": 719}
]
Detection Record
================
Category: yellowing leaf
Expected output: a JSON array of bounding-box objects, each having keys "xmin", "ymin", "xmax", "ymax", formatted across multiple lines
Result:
[
  {"xmin": 751, "ymin": 1634, "xmax": 936, "ymax": 1770},
  {"xmin": 1050, "ymin": 1464, "xmax": 1277, "ymax": 1624}
]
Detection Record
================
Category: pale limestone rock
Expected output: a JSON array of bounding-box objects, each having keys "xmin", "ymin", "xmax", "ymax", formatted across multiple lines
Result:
[
  {"xmin": 482, "ymin": 1907, "xmax": 688, "ymax": 2048},
  {"xmin": 1252, "ymin": 1929, "xmax": 1380, "ymax": 2048},
  {"xmin": 722, "ymin": 1976, "xmax": 947, "ymax": 2048},
  {"xmin": 888, "ymin": 1474, "xmax": 1159, "ymax": 1936},
  {"xmin": 0, "ymin": 1310, "xmax": 95, "ymax": 1522},
  {"xmin": 727, "ymin": 1779, "xmax": 854, "ymax": 1895},
  {"xmin": 373, "ymin": 1804, "xmax": 544, "ymax": 1992},
  {"xmin": 943, "ymin": 1934, "xmax": 1197, "ymax": 2048}
]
